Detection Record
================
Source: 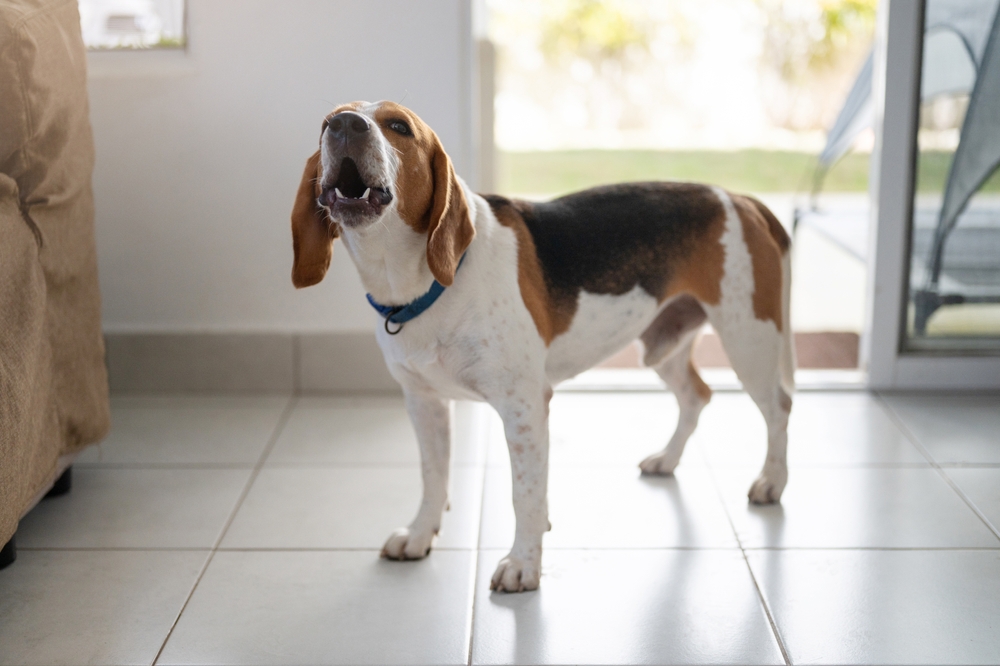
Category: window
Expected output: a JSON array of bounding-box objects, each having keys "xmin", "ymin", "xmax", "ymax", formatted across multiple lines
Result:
[
  {"xmin": 79, "ymin": 0, "xmax": 185, "ymax": 49},
  {"xmin": 905, "ymin": 0, "xmax": 1000, "ymax": 350}
]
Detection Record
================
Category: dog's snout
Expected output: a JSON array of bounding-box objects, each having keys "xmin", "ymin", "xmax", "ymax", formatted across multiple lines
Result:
[{"xmin": 328, "ymin": 112, "xmax": 370, "ymax": 139}]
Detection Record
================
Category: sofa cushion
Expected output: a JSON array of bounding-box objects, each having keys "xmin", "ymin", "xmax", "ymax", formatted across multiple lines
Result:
[
  {"xmin": 0, "ymin": 0, "xmax": 110, "ymax": 544},
  {"xmin": 0, "ymin": 174, "xmax": 59, "ymax": 545}
]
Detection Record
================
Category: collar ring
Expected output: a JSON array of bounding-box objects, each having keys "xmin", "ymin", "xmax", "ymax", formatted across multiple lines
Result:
[{"xmin": 385, "ymin": 317, "xmax": 403, "ymax": 335}]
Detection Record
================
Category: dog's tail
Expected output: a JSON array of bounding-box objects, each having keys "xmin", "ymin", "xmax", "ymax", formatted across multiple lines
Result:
[{"xmin": 748, "ymin": 197, "xmax": 796, "ymax": 395}]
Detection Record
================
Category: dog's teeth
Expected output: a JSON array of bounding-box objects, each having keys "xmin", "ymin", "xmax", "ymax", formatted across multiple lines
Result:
[
  {"xmin": 362, "ymin": 187, "xmax": 371, "ymax": 200},
  {"xmin": 334, "ymin": 188, "xmax": 344, "ymax": 199}
]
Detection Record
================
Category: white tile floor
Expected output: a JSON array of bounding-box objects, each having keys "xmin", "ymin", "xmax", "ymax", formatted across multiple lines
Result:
[{"xmin": 1, "ymin": 390, "xmax": 999, "ymax": 665}]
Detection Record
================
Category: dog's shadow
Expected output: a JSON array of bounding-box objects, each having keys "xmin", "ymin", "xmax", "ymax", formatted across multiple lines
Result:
[{"xmin": 485, "ymin": 469, "xmax": 788, "ymax": 662}]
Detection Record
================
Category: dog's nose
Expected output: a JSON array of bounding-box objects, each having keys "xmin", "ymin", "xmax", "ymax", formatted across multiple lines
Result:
[{"xmin": 327, "ymin": 112, "xmax": 370, "ymax": 139}]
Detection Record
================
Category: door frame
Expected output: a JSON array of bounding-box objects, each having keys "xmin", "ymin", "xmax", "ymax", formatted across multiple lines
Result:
[{"xmin": 864, "ymin": 0, "xmax": 1000, "ymax": 390}]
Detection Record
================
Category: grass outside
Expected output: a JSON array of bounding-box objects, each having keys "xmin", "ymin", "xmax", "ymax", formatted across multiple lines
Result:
[{"xmin": 497, "ymin": 150, "xmax": 999, "ymax": 196}]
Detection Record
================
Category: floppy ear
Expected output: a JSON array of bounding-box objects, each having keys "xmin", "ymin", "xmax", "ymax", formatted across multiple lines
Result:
[
  {"xmin": 425, "ymin": 141, "xmax": 474, "ymax": 286},
  {"xmin": 291, "ymin": 150, "xmax": 338, "ymax": 288}
]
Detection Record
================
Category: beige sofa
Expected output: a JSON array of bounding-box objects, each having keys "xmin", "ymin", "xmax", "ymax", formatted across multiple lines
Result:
[{"xmin": 0, "ymin": 0, "xmax": 110, "ymax": 566}]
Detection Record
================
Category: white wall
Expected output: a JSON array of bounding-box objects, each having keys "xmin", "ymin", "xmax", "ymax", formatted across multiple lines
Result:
[{"xmin": 89, "ymin": 0, "xmax": 473, "ymax": 334}]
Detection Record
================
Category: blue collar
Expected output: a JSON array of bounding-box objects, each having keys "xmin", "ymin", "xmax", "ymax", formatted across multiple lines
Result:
[{"xmin": 366, "ymin": 254, "xmax": 466, "ymax": 334}]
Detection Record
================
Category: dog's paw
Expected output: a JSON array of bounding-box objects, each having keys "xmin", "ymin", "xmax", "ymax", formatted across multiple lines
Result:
[
  {"xmin": 380, "ymin": 526, "xmax": 436, "ymax": 560},
  {"xmin": 639, "ymin": 450, "xmax": 680, "ymax": 476},
  {"xmin": 489, "ymin": 554, "xmax": 541, "ymax": 593},
  {"xmin": 747, "ymin": 465, "xmax": 787, "ymax": 504}
]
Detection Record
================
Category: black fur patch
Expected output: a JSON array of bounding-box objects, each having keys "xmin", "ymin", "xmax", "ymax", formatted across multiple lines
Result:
[{"xmin": 484, "ymin": 182, "xmax": 724, "ymax": 310}]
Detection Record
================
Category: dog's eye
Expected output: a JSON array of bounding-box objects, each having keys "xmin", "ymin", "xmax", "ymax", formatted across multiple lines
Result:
[{"xmin": 388, "ymin": 120, "xmax": 412, "ymax": 136}]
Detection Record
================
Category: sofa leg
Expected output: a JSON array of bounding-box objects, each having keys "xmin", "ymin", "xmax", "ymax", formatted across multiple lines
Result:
[
  {"xmin": 45, "ymin": 466, "xmax": 72, "ymax": 499},
  {"xmin": 0, "ymin": 533, "xmax": 15, "ymax": 570}
]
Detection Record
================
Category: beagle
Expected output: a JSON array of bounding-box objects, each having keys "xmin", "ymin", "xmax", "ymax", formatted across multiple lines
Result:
[{"xmin": 291, "ymin": 101, "xmax": 794, "ymax": 593}]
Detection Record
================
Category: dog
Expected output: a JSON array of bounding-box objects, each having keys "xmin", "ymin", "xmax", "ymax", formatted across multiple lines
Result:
[{"xmin": 290, "ymin": 101, "xmax": 794, "ymax": 593}]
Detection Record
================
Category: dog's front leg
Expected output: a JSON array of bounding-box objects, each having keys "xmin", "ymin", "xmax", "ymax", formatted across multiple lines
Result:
[
  {"xmin": 381, "ymin": 390, "xmax": 450, "ymax": 560},
  {"xmin": 490, "ymin": 386, "xmax": 552, "ymax": 592}
]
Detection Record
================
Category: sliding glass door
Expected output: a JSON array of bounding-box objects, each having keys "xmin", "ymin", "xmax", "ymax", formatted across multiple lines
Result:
[
  {"xmin": 866, "ymin": 0, "xmax": 1000, "ymax": 388},
  {"xmin": 906, "ymin": 0, "xmax": 1000, "ymax": 350}
]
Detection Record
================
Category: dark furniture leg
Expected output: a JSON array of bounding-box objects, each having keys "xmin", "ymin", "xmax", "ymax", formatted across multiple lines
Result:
[
  {"xmin": 44, "ymin": 466, "xmax": 72, "ymax": 499},
  {"xmin": 0, "ymin": 533, "xmax": 15, "ymax": 570}
]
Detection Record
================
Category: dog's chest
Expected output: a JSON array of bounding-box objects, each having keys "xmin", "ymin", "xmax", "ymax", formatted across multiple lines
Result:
[
  {"xmin": 376, "ymin": 268, "xmax": 541, "ymax": 401},
  {"xmin": 381, "ymin": 319, "xmax": 540, "ymax": 401}
]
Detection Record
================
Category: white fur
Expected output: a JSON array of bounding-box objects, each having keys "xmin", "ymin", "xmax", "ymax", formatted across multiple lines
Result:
[
  {"xmin": 703, "ymin": 187, "xmax": 791, "ymax": 503},
  {"xmin": 319, "ymin": 103, "xmax": 791, "ymax": 591},
  {"xmin": 370, "ymin": 194, "xmax": 553, "ymax": 591},
  {"xmin": 546, "ymin": 286, "xmax": 660, "ymax": 383},
  {"xmin": 340, "ymin": 216, "xmax": 437, "ymax": 306}
]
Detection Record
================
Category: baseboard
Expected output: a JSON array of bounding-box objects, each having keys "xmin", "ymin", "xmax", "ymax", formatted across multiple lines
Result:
[
  {"xmin": 105, "ymin": 332, "xmax": 871, "ymax": 395},
  {"xmin": 104, "ymin": 332, "xmax": 400, "ymax": 394},
  {"xmin": 298, "ymin": 333, "xmax": 401, "ymax": 393}
]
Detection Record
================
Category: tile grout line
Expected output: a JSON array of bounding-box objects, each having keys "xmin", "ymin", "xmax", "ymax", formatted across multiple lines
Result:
[
  {"xmin": 466, "ymin": 406, "xmax": 492, "ymax": 666},
  {"xmin": 875, "ymin": 393, "xmax": 1000, "ymax": 543},
  {"xmin": 699, "ymin": 441, "xmax": 792, "ymax": 665},
  {"xmin": 149, "ymin": 395, "xmax": 299, "ymax": 666}
]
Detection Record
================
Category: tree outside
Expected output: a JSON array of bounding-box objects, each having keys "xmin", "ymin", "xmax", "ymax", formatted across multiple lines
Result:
[{"xmin": 488, "ymin": 0, "xmax": 877, "ymax": 195}]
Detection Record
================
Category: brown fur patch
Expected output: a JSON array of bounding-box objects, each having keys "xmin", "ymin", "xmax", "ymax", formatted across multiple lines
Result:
[
  {"xmin": 490, "ymin": 200, "xmax": 574, "ymax": 344},
  {"xmin": 732, "ymin": 194, "xmax": 785, "ymax": 331},
  {"xmin": 424, "ymin": 146, "xmax": 472, "ymax": 286},
  {"xmin": 747, "ymin": 196, "xmax": 791, "ymax": 254},
  {"xmin": 639, "ymin": 294, "xmax": 707, "ymax": 366},
  {"xmin": 370, "ymin": 102, "xmax": 472, "ymax": 285},
  {"xmin": 688, "ymin": 360, "xmax": 713, "ymax": 401},
  {"xmin": 291, "ymin": 150, "xmax": 338, "ymax": 288},
  {"xmin": 779, "ymin": 387, "xmax": 793, "ymax": 413},
  {"xmin": 370, "ymin": 102, "xmax": 441, "ymax": 233},
  {"xmin": 661, "ymin": 207, "xmax": 727, "ymax": 305}
]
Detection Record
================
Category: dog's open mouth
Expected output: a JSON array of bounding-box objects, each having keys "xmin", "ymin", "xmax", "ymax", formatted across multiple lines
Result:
[{"xmin": 320, "ymin": 157, "xmax": 392, "ymax": 224}]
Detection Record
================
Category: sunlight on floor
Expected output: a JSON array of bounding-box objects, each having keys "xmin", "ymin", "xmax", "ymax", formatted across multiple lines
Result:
[{"xmin": 1, "ymin": 392, "xmax": 998, "ymax": 664}]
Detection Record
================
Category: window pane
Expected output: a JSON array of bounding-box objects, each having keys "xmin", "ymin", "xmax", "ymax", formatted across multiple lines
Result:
[
  {"xmin": 79, "ymin": 0, "xmax": 185, "ymax": 49},
  {"xmin": 905, "ymin": 0, "xmax": 1000, "ymax": 350}
]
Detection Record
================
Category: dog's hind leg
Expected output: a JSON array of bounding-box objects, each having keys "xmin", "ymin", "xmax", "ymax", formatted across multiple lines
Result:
[
  {"xmin": 639, "ymin": 335, "xmax": 711, "ymax": 475},
  {"xmin": 704, "ymin": 189, "xmax": 793, "ymax": 504},
  {"xmin": 637, "ymin": 297, "xmax": 711, "ymax": 475},
  {"xmin": 711, "ymin": 316, "xmax": 791, "ymax": 503}
]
